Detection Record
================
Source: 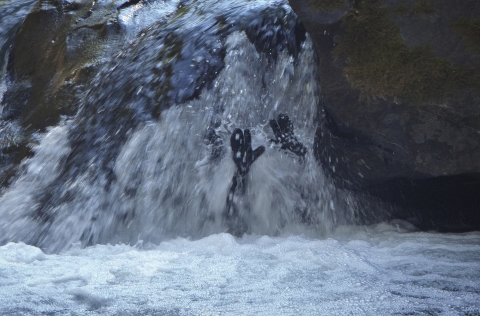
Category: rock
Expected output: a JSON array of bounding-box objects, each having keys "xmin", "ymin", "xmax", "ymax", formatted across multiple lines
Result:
[
  {"xmin": 5, "ymin": 0, "xmax": 124, "ymax": 131},
  {"xmin": 245, "ymin": 6, "xmax": 307, "ymax": 62},
  {"xmin": 289, "ymin": 0, "xmax": 480, "ymax": 231},
  {"xmin": 0, "ymin": 0, "xmax": 125, "ymax": 188},
  {"xmin": 117, "ymin": 0, "xmax": 142, "ymax": 10}
]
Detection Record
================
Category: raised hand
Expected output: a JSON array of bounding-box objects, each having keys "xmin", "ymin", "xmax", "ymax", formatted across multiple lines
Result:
[
  {"xmin": 230, "ymin": 128, "xmax": 265, "ymax": 177},
  {"xmin": 225, "ymin": 128, "xmax": 265, "ymax": 236},
  {"xmin": 269, "ymin": 114, "xmax": 307, "ymax": 158}
]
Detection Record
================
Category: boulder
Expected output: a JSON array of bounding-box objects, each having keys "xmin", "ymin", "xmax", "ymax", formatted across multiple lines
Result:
[
  {"xmin": 5, "ymin": 0, "xmax": 124, "ymax": 131},
  {"xmin": 0, "ymin": 0, "xmax": 124, "ymax": 187},
  {"xmin": 289, "ymin": 0, "xmax": 480, "ymax": 231}
]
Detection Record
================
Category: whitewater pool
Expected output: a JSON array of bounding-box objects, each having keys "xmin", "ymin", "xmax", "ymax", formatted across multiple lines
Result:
[{"xmin": 1, "ymin": 224, "xmax": 479, "ymax": 315}]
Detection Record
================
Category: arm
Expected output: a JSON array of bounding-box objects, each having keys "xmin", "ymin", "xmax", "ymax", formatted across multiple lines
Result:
[
  {"xmin": 226, "ymin": 129, "xmax": 265, "ymax": 208},
  {"xmin": 269, "ymin": 114, "xmax": 307, "ymax": 158}
]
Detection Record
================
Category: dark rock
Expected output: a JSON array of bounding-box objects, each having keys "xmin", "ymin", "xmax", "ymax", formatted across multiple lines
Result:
[
  {"xmin": 245, "ymin": 7, "xmax": 306, "ymax": 61},
  {"xmin": 367, "ymin": 174, "xmax": 480, "ymax": 232},
  {"xmin": 0, "ymin": 0, "xmax": 125, "ymax": 189},
  {"xmin": 4, "ymin": 0, "xmax": 124, "ymax": 131},
  {"xmin": 1, "ymin": 82, "xmax": 31, "ymax": 120},
  {"xmin": 117, "ymin": 0, "xmax": 142, "ymax": 11},
  {"xmin": 290, "ymin": 0, "xmax": 480, "ymax": 231}
]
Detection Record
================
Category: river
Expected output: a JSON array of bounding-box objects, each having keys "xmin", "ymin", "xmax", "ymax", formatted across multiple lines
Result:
[{"xmin": 0, "ymin": 0, "xmax": 479, "ymax": 314}]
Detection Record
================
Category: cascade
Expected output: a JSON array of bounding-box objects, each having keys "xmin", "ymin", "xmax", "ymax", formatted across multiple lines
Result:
[
  {"xmin": 0, "ymin": 1, "xmax": 479, "ymax": 315},
  {"xmin": 0, "ymin": 0, "xmax": 367, "ymax": 253}
]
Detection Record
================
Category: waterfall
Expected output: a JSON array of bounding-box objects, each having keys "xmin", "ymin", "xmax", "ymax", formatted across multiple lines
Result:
[
  {"xmin": 1, "ymin": 2, "xmax": 479, "ymax": 315},
  {"xmin": 0, "ymin": 0, "xmax": 365, "ymax": 252}
]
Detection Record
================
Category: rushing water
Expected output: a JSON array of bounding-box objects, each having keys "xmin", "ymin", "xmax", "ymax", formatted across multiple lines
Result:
[
  {"xmin": 0, "ymin": 0, "xmax": 368, "ymax": 252},
  {"xmin": 0, "ymin": 0, "xmax": 479, "ymax": 314},
  {"xmin": 1, "ymin": 227, "xmax": 479, "ymax": 315}
]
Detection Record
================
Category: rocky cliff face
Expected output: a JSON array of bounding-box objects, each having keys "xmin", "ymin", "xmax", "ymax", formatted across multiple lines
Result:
[
  {"xmin": 5, "ymin": 0, "xmax": 124, "ymax": 130},
  {"xmin": 289, "ymin": 0, "xmax": 480, "ymax": 230},
  {"xmin": 2, "ymin": 0, "xmax": 479, "ymax": 232},
  {"xmin": 1, "ymin": 0, "xmax": 125, "ymax": 187}
]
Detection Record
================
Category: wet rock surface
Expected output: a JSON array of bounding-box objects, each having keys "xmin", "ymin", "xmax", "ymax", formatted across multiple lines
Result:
[
  {"xmin": 6, "ymin": 0, "xmax": 125, "ymax": 130},
  {"xmin": 3, "ymin": 0, "xmax": 478, "ymax": 237},
  {"xmin": 0, "ymin": 0, "xmax": 125, "ymax": 188},
  {"xmin": 290, "ymin": 0, "xmax": 480, "ymax": 231},
  {"xmin": 1, "ymin": 0, "xmax": 310, "ymax": 246}
]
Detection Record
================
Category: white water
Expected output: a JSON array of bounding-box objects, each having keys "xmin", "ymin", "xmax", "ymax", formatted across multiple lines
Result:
[
  {"xmin": 1, "ymin": 1, "xmax": 479, "ymax": 314},
  {"xmin": 1, "ymin": 29, "xmax": 364, "ymax": 251},
  {"xmin": 1, "ymin": 226, "xmax": 479, "ymax": 315}
]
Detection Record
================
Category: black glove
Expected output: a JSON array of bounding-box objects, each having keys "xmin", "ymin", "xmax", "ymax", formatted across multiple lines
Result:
[
  {"xmin": 225, "ymin": 129, "xmax": 265, "ymax": 235},
  {"xmin": 230, "ymin": 128, "xmax": 265, "ymax": 177},
  {"xmin": 269, "ymin": 114, "xmax": 307, "ymax": 158}
]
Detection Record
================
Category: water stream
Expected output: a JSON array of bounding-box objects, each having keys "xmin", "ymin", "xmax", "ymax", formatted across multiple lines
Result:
[
  {"xmin": 0, "ymin": 0, "xmax": 364, "ymax": 252},
  {"xmin": 0, "ymin": 0, "xmax": 479, "ymax": 314}
]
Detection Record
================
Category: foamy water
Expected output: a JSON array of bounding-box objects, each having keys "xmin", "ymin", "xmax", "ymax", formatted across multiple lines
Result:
[
  {"xmin": 1, "ymin": 226, "xmax": 479, "ymax": 315},
  {"xmin": 1, "ymin": 1, "xmax": 479, "ymax": 315}
]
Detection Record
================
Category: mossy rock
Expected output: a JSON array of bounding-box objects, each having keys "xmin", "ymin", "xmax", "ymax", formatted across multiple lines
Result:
[
  {"xmin": 413, "ymin": 0, "xmax": 436, "ymax": 16},
  {"xmin": 308, "ymin": 0, "xmax": 346, "ymax": 12},
  {"xmin": 289, "ymin": 0, "xmax": 480, "ymax": 230},
  {"xmin": 334, "ymin": 0, "xmax": 480, "ymax": 105},
  {"xmin": 5, "ymin": 0, "xmax": 123, "ymax": 131},
  {"xmin": 451, "ymin": 18, "xmax": 480, "ymax": 56},
  {"xmin": 0, "ymin": 0, "xmax": 125, "ymax": 187}
]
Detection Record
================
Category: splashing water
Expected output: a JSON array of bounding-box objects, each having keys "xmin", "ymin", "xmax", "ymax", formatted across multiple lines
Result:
[
  {"xmin": 0, "ymin": 1, "xmax": 479, "ymax": 314},
  {"xmin": 1, "ymin": 228, "xmax": 479, "ymax": 315},
  {"xmin": 0, "ymin": 0, "xmax": 366, "ymax": 253}
]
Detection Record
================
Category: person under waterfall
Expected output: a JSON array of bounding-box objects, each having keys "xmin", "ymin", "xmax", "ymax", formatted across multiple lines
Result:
[{"xmin": 206, "ymin": 114, "xmax": 307, "ymax": 236}]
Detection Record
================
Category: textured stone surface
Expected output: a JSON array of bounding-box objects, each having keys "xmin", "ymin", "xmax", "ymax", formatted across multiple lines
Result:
[
  {"xmin": 290, "ymin": 0, "xmax": 480, "ymax": 230},
  {"xmin": 5, "ymin": 0, "xmax": 124, "ymax": 131},
  {"xmin": 0, "ymin": 0, "xmax": 124, "ymax": 187}
]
